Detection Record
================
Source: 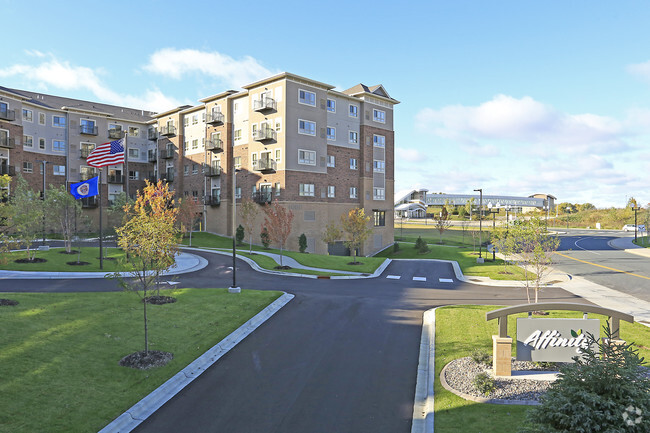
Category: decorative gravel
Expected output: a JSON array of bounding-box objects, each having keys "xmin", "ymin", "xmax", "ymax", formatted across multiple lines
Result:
[{"xmin": 443, "ymin": 357, "xmax": 556, "ymax": 402}]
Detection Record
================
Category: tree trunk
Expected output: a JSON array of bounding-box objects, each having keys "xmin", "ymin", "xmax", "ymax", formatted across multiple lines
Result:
[
  {"xmin": 143, "ymin": 287, "xmax": 149, "ymax": 354},
  {"xmin": 279, "ymin": 245, "xmax": 283, "ymax": 267},
  {"xmin": 189, "ymin": 229, "xmax": 192, "ymax": 247}
]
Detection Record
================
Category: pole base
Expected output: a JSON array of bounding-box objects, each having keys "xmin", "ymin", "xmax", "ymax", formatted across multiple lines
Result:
[
  {"xmin": 476, "ymin": 257, "xmax": 485, "ymax": 264},
  {"xmin": 228, "ymin": 287, "xmax": 241, "ymax": 294}
]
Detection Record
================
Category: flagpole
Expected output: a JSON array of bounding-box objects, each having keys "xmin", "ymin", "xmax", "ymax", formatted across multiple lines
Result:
[
  {"xmin": 124, "ymin": 132, "xmax": 129, "ymax": 201},
  {"xmin": 99, "ymin": 168, "xmax": 103, "ymax": 270}
]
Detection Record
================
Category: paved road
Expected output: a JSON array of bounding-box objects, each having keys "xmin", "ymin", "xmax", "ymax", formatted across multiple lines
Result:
[{"xmin": 554, "ymin": 233, "xmax": 650, "ymax": 303}]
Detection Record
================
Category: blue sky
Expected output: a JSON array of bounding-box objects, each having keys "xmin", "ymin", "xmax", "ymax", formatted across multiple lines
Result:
[{"xmin": 2, "ymin": 0, "xmax": 650, "ymax": 208}]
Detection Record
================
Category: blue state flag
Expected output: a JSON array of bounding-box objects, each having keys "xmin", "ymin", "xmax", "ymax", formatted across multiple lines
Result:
[{"xmin": 70, "ymin": 176, "xmax": 99, "ymax": 200}]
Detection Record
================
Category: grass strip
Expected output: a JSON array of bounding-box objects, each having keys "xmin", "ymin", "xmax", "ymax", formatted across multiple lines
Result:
[
  {"xmin": 0, "ymin": 288, "xmax": 282, "ymax": 433},
  {"xmin": 0, "ymin": 247, "xmax": 126, "ymax": 272},
  {"xmin": 434, "ymin": 305, "xmax": 650, "ymax": 432}
]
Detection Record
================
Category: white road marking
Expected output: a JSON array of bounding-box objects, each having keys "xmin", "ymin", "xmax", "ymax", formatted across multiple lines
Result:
[
  {"xmin": 386, "ymin": 275, "xmax": 401, "ymax": 279},
  {"xmin": 413, "ymin": 276, "xmax": 427, "ymax": 282},
  {"xmin": 439, "ymin": 278, "xmax": 453, "ymax": 283},
  {"xmin": 574, "ymin": 237, "xmax": 601, "ymax": 255}
]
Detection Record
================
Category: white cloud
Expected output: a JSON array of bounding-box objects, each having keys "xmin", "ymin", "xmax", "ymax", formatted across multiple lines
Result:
[
  {"xmin": 0, "ymin": 54, "xmax": 184, "ymax": 112},
  {"xmin": 627, "ymin": 60, "xmax": 650, "ymax": 82},
  {"xmin": 142, "ymin": 48, "xmax": 276, "ymax": 88},
  {"xmin": 396, "ymin": 147, "xmax": 428, "ymax": 163}
]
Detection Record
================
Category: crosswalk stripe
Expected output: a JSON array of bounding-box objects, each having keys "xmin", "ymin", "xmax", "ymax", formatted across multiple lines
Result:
[
  {"xmin": 439, "ymin": 278, "xmax": 453, "ymax": 283},
  {"xmin": 413, "ymin": 276, "xmax": 426, "ymax": 282},
  {"xmin": 386, "ymin": 275, "xmax": 401, "ymax": 279}
]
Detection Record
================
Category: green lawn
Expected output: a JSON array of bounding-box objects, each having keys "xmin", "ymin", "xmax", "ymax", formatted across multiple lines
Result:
[
  {"xmin": 0, "ymin": 289, "xmax": 282, "ymax": 433},
  {"xmin": 394, "ymin": 224, "xmax": 487, "ymax": 247},
  {"xmin": 0, "ymin": 247, "xmax": 126, "ymax": 272},
  {"xmin": 434, "ymin": 305, "xmax": 650, "ymax": 433}
]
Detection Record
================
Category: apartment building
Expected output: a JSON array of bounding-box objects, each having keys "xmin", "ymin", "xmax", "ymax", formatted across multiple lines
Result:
[{"xmin": 1, "ymin": 72, "xmax": 398, "ymax": 255}]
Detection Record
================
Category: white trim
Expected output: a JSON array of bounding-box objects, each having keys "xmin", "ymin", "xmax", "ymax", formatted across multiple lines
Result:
[
  {"xmin": 299, "ymin": 183, "xmax": 315, "ymax": 197},
  {"xmin": 348, "ymin": 130, "xmax": 358, "ymax": 144},
  {"xmin": 22, "ymin": 108, "xmax": 33, "ymax": 123},
  {"xmin": 298, "ymin": 89, "xmax": 316, "ymax": 107},
  {"xmin": 52, "ymin": 115, "xmax": 66, "ymax": 128},
  {"xmin": 298, "ymin": 149, "xmax": 316, "ymax": 166},
  {"xmin": 326, "ymin": 126, "xmax": 336, "ymax": 141},
  {"xmin": 38, "ymin": 112, "xmax": 45, "ymax": 125},
  {"xmin": 349, "ymin": 158, "xmax": 358, "ymax": 170},
  {"xmin": 349, "ymin": 186, "xmax": 358, "ymax": 199},
  {"xmin": 326, "ymin": 98, "xmax": 336, "ymax": 113},
  {"xmin": 52, "ymin": 139, "xmax": 66, "ymax": 153},
  {"xmin": 373, "ymin": 134, "xmax": 386, "ymax": 147},
  {"xmin": 349, "ymin": 104, "xmax": 358, "ymax": 118},
  {"xmin": 298, "ymin": 119, "xmax": 316, "ymax": 136},
  {"xmin": 373, "ymin": 109, "xmax": 386, "ymax": 124},
  {"xmin": 23, "ymin": 134, "xmax": 33, "ymax": 147},
  {"xmin": 275, "ymin": 148, "xmax": 282, "ymax": 163}
]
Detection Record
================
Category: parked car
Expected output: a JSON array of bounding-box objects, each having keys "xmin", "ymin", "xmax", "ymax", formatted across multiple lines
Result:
[{"xmin": 622, "ymin": 224, "xmax": 646, "ymax": 232}]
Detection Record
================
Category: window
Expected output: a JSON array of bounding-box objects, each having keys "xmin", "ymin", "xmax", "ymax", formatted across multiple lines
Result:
[
  {"xmin": 234, "ymin": 129, "xmax": 242, "ymax": 141},
  {"xmin": 129, "ymin": 170, "xmax": 139, "ymax": 180},
  {"xmin": 374, "ymin": 187, "xmax": 385, "ymax": 200},
  {"xmin": 184, "ymin": 117, "xmax": 189, "ymax": 127},
  {"xmin": 192, "ymin": 115, "xmax": 198, "ymax": 125},
  {"xmin": 275, "ymin": 182, "xmax": 281, "ymax": 196},
  {"xmin": 326, "ymin": 155, "xmax": 335, "ymax": 167},
  {"xmin": 350, "ymin": 158, "xmax": 358, "ymax": 170},
  {"xmin": 327, "ymin": 99, "xmax": 336, "ymax": 112},
  {"xmin": 350, "ymin": 187, "xmax": 358, "ymax": 199},
  {"xmin": 374, "ymin": 211, "xmax": 386, "ymax": 227},
  {"xmin": 39, "ymin": 138, "xmax": 45, "ymax": 149},
  {"xmin": 80, "ymin": 118, "xmax": 95, "ymax": 134},
  {"xmin": 234, "ymin": 102, "xmax": 239, "ymax": 114},
  {"xmin": 298, "ymin": 119, "xmax": 316, "ymax": 136},
  {"xmin": 128, "ymin": 148, "xmax": 139, "ymax": 158},
  {"xmin": 251, "ymin": 153, "xmax": 258, "ymax": 165},
  {"xmin": 349, "ymin": 105, "xmax": 358, "ymax": 118},
  {"xmin": 373, "ymin": 109, "xmax": 386, "ymax": 123},
  {"xmin": 22, "ymin": 162, "xmax": 33, "ymax": 173},
  {"xmin": 38, "ymin": 112, "xmax": 45, "ymax": 125},
  {"xmin": 184, "ymin": 141, "xmax": 189, "ymax": 152},
  {"xmin": 327, "ymin": 186, "xmax": 335, "ymax": 198},
  {"xmin": 192, "ymin": 139, "xmax": 198, "ymax": 149},
  {"xmin": 326, "ymin": 127, "xmax": 336, "ymax": 141},
  {"xmin": 373, "ymin": 135, "xmax": 385, "ymax": 147},
  {"xmin": 298, "ymin": 149, "xmax": 316, "ymax": 165},
  {"xmin": 202, "ymin": 112, "xmax": 206, "ymax": 122},
  {"xmin": 53, "ymin": 116, "xmax": 66, "ymax": 128},
  {"xmin": 373, "ymin": 160, "xmax": 385, "ymax": 172},
  {"xmin": 23, "ymin": 135, "xmax": 33, "ymax": 147},
  {"xmin": 234, "ymin": 156, "xmax": 241, "ymax": 169},
  {"xmin": 235, "ymin": 187, "xmax": 242, "ymax": 199},
  {"xmin": 275, "ymin": 119, "xmax": 282, "ymax": 132},
  {"xmin": 192, "ymin": 164, "xmax": 198, "ymax": 174},
  {"xmin": 128, "ymin": 126, "xmax": 139, "ymax": 137},
  {"xmin": 184, "ymin": 165, "xmax": 190, "ymax": 176},
  {"xmin": 53, "ymin": 140, "xmax": 65, "ymax": 152},
  {"xmin": 299, "ymin": 183, "xmax": 315, "ymax": 197},
  {"xmin": 275, "ymin": 149, "xmax": 281, "ymax": 163},
  {"xmin": 22, "ymin": 109, "xmax": 33, "ymax": 122},
  {"xmin": 53, "ymin": 165, "xmax": 65, "ymax": 176},
  {"xmin": 349, "ymin": 131, "xmax": 358, "ymax": 144},
  {"xmin": 299, "ymin": 89, "xmax": 316, "ymax": 106}
]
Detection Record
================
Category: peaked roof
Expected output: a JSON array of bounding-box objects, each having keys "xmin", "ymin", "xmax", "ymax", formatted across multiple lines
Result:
[{"xmin": 342, "ymin": 83, "xmax": 398, "ymax": 103}]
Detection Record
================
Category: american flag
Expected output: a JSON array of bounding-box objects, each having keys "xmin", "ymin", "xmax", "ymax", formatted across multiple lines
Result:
[{"xmin": 87, "ymin": 139, "xmax": 125, "ymax": 167}]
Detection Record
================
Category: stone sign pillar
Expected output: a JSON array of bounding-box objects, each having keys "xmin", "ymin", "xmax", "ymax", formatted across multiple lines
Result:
[{"xmin": 492, "ymin": 335, "xmax": 512, "ymax": 376}]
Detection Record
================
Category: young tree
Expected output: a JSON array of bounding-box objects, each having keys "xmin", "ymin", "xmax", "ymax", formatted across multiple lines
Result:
[
  {"xmin": 491, "ymin": 226, "xmax": 515, "ymax": 274},
  {"xmin": 236, "ymin": 224, "xmax": 245, "ymax": 245},
  {"xmin": 0, "ymin": 174, "xmax": 14, "ymax": 264},
  {"xmin": 107, "ymin": 191, "xmax": 134, "ymax": 236},
  {"xmin": 44, "ymin": 185, "xmax": 85, "ymax": 253},
  {"xmin": 298, "ymin": 233, "xmax": 307, "ymax": 253},
  {"xmin": 465, "ymin": 197, "xmax": 476, "ymax": 220},
  {"xmin": 260, "ymin": 225, "xmax": 270, "ymax": 249},
  {"xmin": 340, "ymin": 208, "xmax": 372, "ymax": 264},
  {"xmin": 9, "ymin": 175, "xmax": 43, "ymax": 261},
  {"xmin": 434, "ymin": 205, "xmax": 452, "ymax": 244},
  {"xmin": 111, "ymin": 180, "xmax": 179, "ymax": 354},
  {"xmin": 176, "ymin": 196, "xmax": 202, "ymax": 246},
  {"xmin": 262, "ymin": 200, "xmax": 294, "ymax": 266},
  {"xmin": 238, "ymin": 196, "xmax": 259, "ymax": 253},
  {"xmin": 320, "ymin": 221, "xmax": 342, "ymax": 254}
]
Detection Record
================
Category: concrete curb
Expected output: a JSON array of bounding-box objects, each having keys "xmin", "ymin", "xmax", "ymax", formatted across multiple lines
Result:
[
  {"xmin": 98, "ymin": 292, "xmax": 295, "ymax": 433},
  {"xmin": 411, "ymin": 307, "xmax": 437, "ymax": 433}
]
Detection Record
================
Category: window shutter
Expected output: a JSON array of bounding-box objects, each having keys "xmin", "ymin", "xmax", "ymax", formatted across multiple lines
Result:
[
  {"xmin": 365, "ymin": 111, "xmax": 370, "ymax": 120},
  {"xmin": 320, "ymin": 98, "xmax": 326, "ymax": 109},
  {"xmin": 320, "ymin": 156, "xmax": 326, "ymax": 167},
  {"xmin": 320, "ymin": 128, "xmax": 326, "ymax": 138},
  {"xmin": 366, "ymin": 136, "xmax": 371, "ymax": 145}
]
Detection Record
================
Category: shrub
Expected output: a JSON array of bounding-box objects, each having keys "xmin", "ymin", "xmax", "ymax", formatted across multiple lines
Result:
[
  {"xmin": 414, "ymin": 236, "xmax": 424, "ymax": 250},
  {"xmin": 472, "ymin": 372, "xmax": 496, "ymax": 396},
  {"xmin": 415, "ymin": 236, "xmax": 429, "ymax": 254},
  {"xmin": 519, "ymin": 324, "xmax": 650, "ymax": 433},
  {"xmin": 235, "ymin": 224, "xmax": 245, "ymax": 245},
  {"xmin": 260, "ymin": 226, "xmax": 271, "ymax": 249},
  {"xmin": 298, "ymin": 233, "xmax": 307, "ymax": 253},
  {"xmin": 471, "ymin": 349, "xmax": 492, "ymax": 366},
  {"xmin": 393, "ymin": 242, "xmax": 400, "ymax": 253}
]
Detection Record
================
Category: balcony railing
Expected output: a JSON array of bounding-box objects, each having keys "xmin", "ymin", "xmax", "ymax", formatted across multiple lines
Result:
[
  {"xmin": 0, "ymin": 137, "xmax": 16, "ymax": 149},
  {"xmin": 160, "ymin": 148, "xmax": 174, "ymax": 159},
  {"xmin": 80, "ymin": 171, "xmax": 97, "ymax": 181},
  {"xmin": 81, "ymin": 197, "xmax": 98, "ymax": 208},
  {"xmin": 148, "ymin": 151, "xmax": 157, "ymax": 162},
  {"xmin": 0, "ymin": 165, "xmax": 16, "ymax": 176},
  {"xmin": 161, "ymin": 172, "xmax": 174, "ymax": 182},
  {"xmin": 80, "ymin": 146, "xmax": 94, "ymax": 158},
  {"xmin": 108, "ymin": 129, "xmax": 123, "ymax": 139},
  {"xmin": 205, "ymin": 195, "xmax": 221, "ymax": 206},
  {"xmin": 147, "ymin": 175, "xmax": 157, "ymax": 183},
  {"xmin": 252, "ymin": 191, "xmax": 272, "ymax": 205},
  {"xmin": 0, "ymin": 109, "xmax": 16, "ymax": 121},
  {"xmin": 108, "ymin": 174, "xmax": 123, "ymax": 184},
  {"xmin": 148, "ymin": 129, "xmax": 158, "ymax": 140},
  {"xmin": 252, "ymin": 158, "xmax": 277, "ymax": 173},
  {"xmin": 206, "ymin": 111, "xmax": 224, "ymax": 125},
  {"xmin": 80, "ymin": 124, "xmax": 98, "ymax": 135},
  {"xmin": 252, "ymin": 127, "xmax": 277, "ymax": 142},
  {"xmin": 206, "ymin": 138, "xmax": 223, "ymax": 153},
  {"xmin": 253, "ymin": 97, "xmax": 277, "ymax": 112},
  {"xmin": 204, "ymin": 165, "xmax": 221, "ymax": 177},
  {"xmin": 159, "ymin": 125, "xmax": 176, "ymax": 136}
]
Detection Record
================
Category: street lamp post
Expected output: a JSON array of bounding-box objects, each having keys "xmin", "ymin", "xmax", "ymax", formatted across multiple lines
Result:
[
  {"xmin": 474, "ymin": 188, "xmax": 483, "ymax": 260},
  {"xmin": 505, "ymin": 205, "xmax": 510, "ymax": 234},
  {"xmin": 230, "ymin": 167, "xmax": 241, "ymax": 293},
  {"xmin": 37, "ymin": 160, "xmax": 48, "ymax": 246},
  {"xmin": 630, "ymin": 202, "xmax": 641, "ymax": 242},
  {"xmin": 566, "ymin": 206, "xmax": 571, "ymax": 231}
]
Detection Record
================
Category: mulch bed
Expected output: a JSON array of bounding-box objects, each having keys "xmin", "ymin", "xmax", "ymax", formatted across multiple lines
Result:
[
  {"xmin": 274, "ymin": 265, "xmax": 292, "ymax": 270},
  {"xmin": 66, "ymin": 261, "xmax": 90, "ymax": 266},
  {"xmin": 0, "ymin": 299, "xmax": 19, "ymax": 306},
  {"xmin": 59, "ymin": 250, "xmax": 80, "ymax": 254},
  {"xmin": 143, "ymin": 295, "xmax": 177, "ymax": 305},
  {"xmin": 119, "ymin": 350, "xmax": 174, "ymax": 370},
  {"xmin": 14, "ymin": 258, "xmax": 47, "ymax": 264},
  {"xmin": 347, "ymin": 262, "xmax": 364, "ymax": 265}
]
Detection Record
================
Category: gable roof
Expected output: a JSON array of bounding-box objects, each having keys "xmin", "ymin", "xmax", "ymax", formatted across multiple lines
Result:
[{"xmin": 342, "ymin": 83, "xmax": 399, "ymax": 103}]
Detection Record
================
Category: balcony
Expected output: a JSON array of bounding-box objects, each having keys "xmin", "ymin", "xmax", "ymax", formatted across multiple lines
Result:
[
  {"xmin": 108, "ymin": 128, "xmax": 123, "ymax": 139},
  {"xmin": 81, "ymin": 197, "xmax": 98, "ymax": 208},
  {"xmin": 148, "ymin": 129, "xmax": 158, "ymax": 140},
  {"xmin": 80, "ymin": 171, "xmax": 97, "ymax": 181},
  {"xmin": 206, "ymin": 111, "xmax": 224, "ymax": 125},
  {"xmin": 161, "ymin": 172, "xmax": 174, "ymax": 182},
  {"xmin": 252, "ymin": 191, "xmax": 272, "ymax": 205},
  {"xmin": 204, "ymin": 165, "xmax": 221, "ymax": 177},
  {"xmin": 80, "ymin": 146, "xmax": 94, "ymax": 158},
  {"xmin": 252, "ymin": 127, "xmax": 277, "ymax": 143},
  {"xmin": 0, "ymin": 137, "xmax": 16, "ymax": 149},
  {"xmin": 160, "ymin": 148, "xmax": 174, "ymax": 159},
  {"xmin": 80, "ymin": 124, "xmax": 98, "ymax": 135},
  {"xmin": 159, "ymin": 125, "xmax": 176, "ymax": 137},
  {"xmin": 206, "ymin": 138, "xmax": 223, "ymax": 153},
  {"xmin": 0, "ymin": 109, "xmax": 16, "ymax": 121},
  {"xmin": 148, "ymin": 151, "xmax": 157, "ymax": 162},
  {"xmin": 205, "ymin": 194, "xmax": 221, "ymax": 206},
  {"xmin": 252, "ymin": 158, "xmax": 277, "ymax": 173},
  {"xmin": 253, "ymin": 97, "xmax": 276, "ymax": 112},
  {"xmin": 147, "ymin": 175, "xmax": 157, "ymax": 183},
  {"xmin": 108, "ymin": 174, "xmax": 123, "ymax": 184},
  {"xmin": 0, "ymin": 165, "xmax": 16, "ymax": 176}
]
